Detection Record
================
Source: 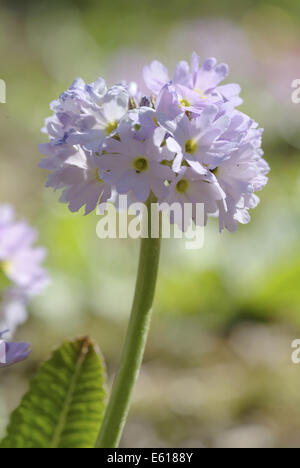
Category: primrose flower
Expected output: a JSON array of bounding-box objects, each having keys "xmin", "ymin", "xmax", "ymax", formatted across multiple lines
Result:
[
  {"xmin": 144, "ymin": 52, "xmax": 242, "ymax": 113},
  {"xmin": 42, "ymin": 78, "xmax": 129, "ymax": 153},
  {"xmin": 162, "ymin": 167, "xmax": 226, "ymax": 229},
  {"xmin": 39, "ymin": 53, "xmax": 269, "ymax": 232},
  {"xmin": 42, "ymin": 77, "xmax": 107, "ymax": 144},
  {"xmin": 0, "ymin": 330, "xmax": 30, "ymax": 368},
  {"xmin": 0, "ymin": 205, "xmax": 48, "ymax": 334},
  {"xmin": 56, "ymin": 149, "xmax": 113, "ymax": 215},
  {"xmin": 66, "ymin": 85, "xmax": 130, "ymax": 151},
  {"xmin": 127, "ymin": 107, "xmax": 159, "ymax": 141},
  {"xmin": 213, "ymin": 141, "xmax": 270, "ymax": 232},
  {"xmin": 158, "ymin": 103, "xmax": 236, "ymax": 172},
  {"xmin": 100, "ymin": 117, "xmax": 174, "ymax": 202}
]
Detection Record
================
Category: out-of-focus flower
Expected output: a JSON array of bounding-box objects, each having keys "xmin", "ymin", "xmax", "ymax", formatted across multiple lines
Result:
[
  {"xmin": 0, "ymin": 205, "xmax": 48, "ymax": 334},
  {"xmin": 0, "ymin": 330, "xmax": 30, "ymax": 368}
]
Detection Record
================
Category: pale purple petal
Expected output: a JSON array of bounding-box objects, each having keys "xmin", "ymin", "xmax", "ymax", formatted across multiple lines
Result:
[
  {"xmin": 0, "ymin": 331, "xmax": 30, "ymax": 368},
  {"xmin": 143, "ymin": 60, "xmax": 170, "ymax": 94}
]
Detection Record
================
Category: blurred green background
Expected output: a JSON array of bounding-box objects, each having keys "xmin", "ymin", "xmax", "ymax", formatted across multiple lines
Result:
[{"xmin": 1, "ymin": 0, "xmax": 300, "ymax": 448}]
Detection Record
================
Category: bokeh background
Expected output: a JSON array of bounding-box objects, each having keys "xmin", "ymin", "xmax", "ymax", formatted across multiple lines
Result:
[{"xmin": 1, "ymin": 0, "xmax": 300, "ymax": 448}]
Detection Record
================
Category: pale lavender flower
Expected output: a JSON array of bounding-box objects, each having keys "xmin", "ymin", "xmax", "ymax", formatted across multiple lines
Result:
[
  {"xmin": 143, "ymin": 60, "xmax": 170, "ymax": 95},
  {"xmin": 100, "ymin": 120, "xmax": 174, "ymax": 202},
  {"xmin": 159, "ymin": 112, "xmax": 268, "ymax": 231},
  {"xmin": 39, "ymin": 142, "xmax": 77, "ymax": 174},
  {"xmin": 39, "ymin": 80, "xmax": 130, "ymax": 215},
  {"xmin": 42, "ymin": 78, "xmax": 129, "ymax": 153},
  {"xmin": 161, "ymin": 167, "xmax": 226, "ymax": 228},
  {"xmin": 0, "ymin": 205, "xmax": 48, "ymax": 333},
  {"xmin": 127, "ymin": 107, "xmax": 159, "ymax": 141},
  {"xmin": 45, "ymin": 147, "xmax": 113, "ymax": 215},
  {"xmin": 42, "ymin": 77, "xmax": 107, "ymax": 143},
  {"xmin": 66, "ymin": 85, "xmax": 129, "ymax": 151},
  {"xmin": 152, "ymin": 83, "xmax": 268, "ymax": 231},
  {"xmin": 144, "ymin": 52, "xmax": 242, "ymax": 113},
  {"xmin": 213, "ymin": 142, "xmax": 270, "ymax": 232},
  {"xmin": 159, "ymin": 104, "xmax": 235, "ymax": 172},
  {"xmin": 0, "ymin": 330, "xmax": 30, "ymax": 368}
]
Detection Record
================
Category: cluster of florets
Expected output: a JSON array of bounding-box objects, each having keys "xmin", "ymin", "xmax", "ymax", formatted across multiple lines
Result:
[
  {"xmin": 39, "ymin": 52, "xmax": 269, "ymax": 232},
  {"xmin": 0, "ymin": 205, "xmax": 48, "ymax": 335}
]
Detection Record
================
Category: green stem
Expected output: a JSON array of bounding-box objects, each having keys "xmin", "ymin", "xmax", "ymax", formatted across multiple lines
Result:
[{"xmin": 96, "ymin": 196, "xmax": 161, "ymax": 448}]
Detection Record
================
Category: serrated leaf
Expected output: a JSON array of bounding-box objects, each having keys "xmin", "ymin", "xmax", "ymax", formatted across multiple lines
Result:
[{"xmin": 1, "ymin": 337, "xmax": 106, "ymax": 448}]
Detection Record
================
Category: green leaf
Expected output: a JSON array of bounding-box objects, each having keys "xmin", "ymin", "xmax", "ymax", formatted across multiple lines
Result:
[{"xmin": 1, "ymin": 337, "xmax": 106, "ymax": 448}]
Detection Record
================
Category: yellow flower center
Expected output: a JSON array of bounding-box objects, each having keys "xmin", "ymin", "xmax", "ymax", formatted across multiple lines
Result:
[
  {"xmin": 133, "ymin": 156, "xmax": 149, "ymax": 173},
  {"xmin": 179, "ymin": 98, "xmax": 191, "ymax": 108},
  {"xmin": 176, "ymin": 179, "xmax": 189, "ymax": 193},
  {"xmin": 105, "ymin": 121, "xmax": 118, "ymax": 135},
  {"xmin": 185, "ymin": 139, "xmax": 197, "ymax": 154}
]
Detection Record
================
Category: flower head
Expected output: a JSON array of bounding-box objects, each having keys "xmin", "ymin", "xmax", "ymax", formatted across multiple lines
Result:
[{"xmin": 39, "ymin": 53, "xmax": 269, "ymax": 232}]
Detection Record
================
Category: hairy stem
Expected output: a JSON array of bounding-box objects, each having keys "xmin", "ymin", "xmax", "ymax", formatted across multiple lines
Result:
[{"xmin": 96, "ymin": 196, "xmax": 161, "ymax": 448}]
